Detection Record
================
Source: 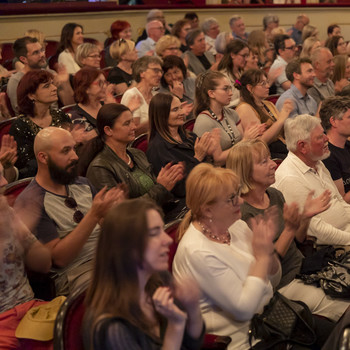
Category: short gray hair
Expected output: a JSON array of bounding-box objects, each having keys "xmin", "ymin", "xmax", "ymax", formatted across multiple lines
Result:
[
  {"xmin": 133, "ymin": 56, "xmax": 163, "ymax": 83},
  {"xmin": 215, "ymin": 32, "xmax": 232, "ymax": 54},
  {"xmin": 229, "ymin": 15, "xmax": 242, "ymax": 28},
  {"xmin": 201, "ymin": 18, "xmax": 219, "ymax": 35},
  {"xmin": 284, "ymin": 114, "xmax": 321, "ymax": 152},
  {"xmin": 186, "ymin": 29, "xmax": 203, "ymax": 47},
  {"xmin": 310, "ymin": 47, "xmax": 331, "ymax": 66},
  {"xmin": 75, "ymin": 43, "xmax": 100, "ymax": 67},
  {"xmin": 263, "ymin": 14, "xmax": 279, "ymax": 30}
]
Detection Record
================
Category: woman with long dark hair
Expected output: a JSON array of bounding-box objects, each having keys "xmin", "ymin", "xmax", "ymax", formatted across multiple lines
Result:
[
  {"xmin": 83, "ymin": 198, "xmax": 204, "ymax": 349},
  {"xmin": 57, "ymin": 22, "xmax": 84, "ymax": 74}
]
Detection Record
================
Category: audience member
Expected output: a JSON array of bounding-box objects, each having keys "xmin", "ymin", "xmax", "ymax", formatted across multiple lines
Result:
[
  {"xmin": 173, "ymin": 163, "xmax": 280, "ymax": 349},
  {"xmin": 136, "ymin": 20, "xmax": 165, "ymax": 58},
  {"xmin": 300, "ymin": 36, "xmax": 321, "ymax": 58},
  {"xmin": 184, "ymin": 29, "xmax": 215, "ymax": 75},
  {"xmin": 185, "ymin": 11, "xmax": 199, "ymax": 29},
  {"xmin": 15, "ymin": 127, "xmax": 124, "ymax": 296},
  {"xmin": 276, "ymin": 58, "xmax": 317, "ymax": 118},
  {"xmin": 83, "ymin": 198, "xmax": 204, "ymax": 350},
  {"xmin": 229, "ymin": 15, "xmax": 249, "ymax": 43},
  {"xmin": 215, "ymin": 32, "xmax": 233, "ymax": 56},
  {"xmin": 81, "ymin": 103, "xmax": 184, "ymax": 222},
  {"xmin": 0, "ymin": 135, "xmax": 18, "ymax": 184},
  {"xmin": 171, "ymin": 19, "xmax": 191, "ymax": 53},
  {"xmin": 263, "ymin": 14, "xmax": 279, "ymax": 43},
  {"xmin": 155, "ymin": 35, "xmax": 181, "ymax": 58},
  {"xmin": 325, "ymin": 35, "xmax": 347, "ymax": 56},
  {"xmin": 248, "ymin": 30, "xmax": 273, "ymax": 69},
  {"xmin": 202, "ymin": 17, "xmax": 220, "ymax": 56},
  {"xmin": 10, "ymin": 70, "xmax": 71, "ymax": 179},
  {"xmin": 327, "ymin": 23, "xmax": 342, "ymax": 38},
  {"xmin": 7, "ymin": 37, "xmax": 74, "ymax": 114},
  {"xmin": 287, "ymin": 14, "xmax": 309, "ymax": 46},
  {"xmin": 320, "ymin": 96, "xmax": 350, "ymax": 203},
  {"xmin": 75, "ymin": 43, "xmax": 101, "ymax": 69},
  {"xmin": 70, "ymin": 67, "xmax": 117, "ymax": 141},
  {"xmin": 160, "ymin": 55, "xmax": 195, "ymax": 107},
  {"xmin": 274, "ymin": 114, "xmax": 350, "ymax": 245},
  {"xmin": 235, "ymin": 69, "xmax": 291, "ymax": 159},
  {"xmin": 302, "ymin": 24, "xmax": 319, "ymax": 43},
  {"xmin": 121, "ymin": 56, "xmax": 162, "ymax": 133},
  {"xmin": 57, "ymin": 23, "xmax": 84, "ymax": 74},
  {"xmin": 0, "ymin": 190, "xmax": 51, "ymax": 350},
  {"xmin": 244, "ymin": 50, "xmax": 259, "ymax": 70},
  {"xmin": 104, "ymin": 20, "xmax": 131, "ymax": 48},
  {"xmin": 332, "ymin": 55, "xmax": 350, "ymax": 93},
  {"xmin": 270, "ymin": 34, "xmax": 297, "ymax": 94},
  {"xmin": 227, "ymin": 139, "xmax": 348, "ymax": 323},
  {"xmin": 218, "ymin": 40, "xmax": 249, "ymax": 107},
  {"xmin": 308, "ymin": 47, "xmax": 335, "ymax": 106},
  {"xmin": 107, "ymin": 39, "xmax": 137, "ymax": 95}
]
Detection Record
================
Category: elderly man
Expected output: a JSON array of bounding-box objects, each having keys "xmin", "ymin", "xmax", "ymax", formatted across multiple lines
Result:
[
  {"xmin": 202, "ymin": 17, "xmax": 220, "ymax": 56},
  {"xmin": 136, "ymin": 20, "xmax": 165, "ymax": 58},
  {"xmin": 287, "ymin": 14, "xmax": 309, "ymax": 46},
  {"xmin": 274, "ymin": 114, "xmax": 350, "ymax": 245},
  {"xmin": 276, "ymin": 58, "xmax": 317, "ymax": 118},
  {"xmin": 307, "ymin": 47, "xmax": 335, "ymax": 107},
  {"xmin": 15, "ymin": 127, "xmax": 123, "ymax": 296},
  {"xmin": 270, "ymin": 34, "xmax": 298, "ymax": 94},
  {"xmin": 229, "ymin": 15, "xmax": 249, "ymax": 43},
  {"xmin": 320, "ymin": 96, "xmax": 350, "ymax": 204},
  {"xmin": 7, "ymin": 37, "xmax": 73, "ymax": 114}
]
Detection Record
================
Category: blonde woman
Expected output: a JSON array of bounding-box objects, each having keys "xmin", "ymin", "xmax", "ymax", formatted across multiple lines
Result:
[
  {"xmin": 75, "ymin": 43, "xmax": 101, "ymax": 69},
  {"xmin": 332, "ymin": 55, "xmax": 350, "ymax": 93},
  {"xmin": 300, "ymin": 37, "xmax": 321, "ymax": 58},
  {"xmin": 155, "ymin": 35, "xmax": 181, "ymax": 58}
]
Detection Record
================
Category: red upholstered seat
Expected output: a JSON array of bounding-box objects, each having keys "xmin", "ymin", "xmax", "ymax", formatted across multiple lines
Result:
[
  {"xmin": 265, "ymin": 94, "xmax": 280, "ymax": 105},
  {"xmin": 165, "ymin": 218, "xmax": 182, "ymax": 272},
  {"xmin": 130, "ymin": 132, "xmax": 148, "ymax": 153},
  {"xmin": 0, "ymin": 116, "xmax": 17, "ymax": 145},
  {"xmin": 45, "ymin": 40, "xmax": 59, "ymax": 58},
  {"xmin": 184, "ymin": 118, "xmax": 195, "ymax": 131}
]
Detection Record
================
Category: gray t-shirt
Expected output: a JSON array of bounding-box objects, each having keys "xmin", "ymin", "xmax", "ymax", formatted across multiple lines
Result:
[{"xmin": 241, "ymin": 187, "xmax": 303, "ymax": 289}]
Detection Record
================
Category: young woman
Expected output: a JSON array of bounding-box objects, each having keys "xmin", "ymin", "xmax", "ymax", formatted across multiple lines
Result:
[
  {"xmin": 57, "ymin": 22, "xmax": 84, "ymax": 74},
  {"xmin": 325, "ymin": 35, "xmax": 347, "ymax": 56},
  {"xmin": 235, "ymin": 69, "xmax": 292, "ymax": 159},
  {"xmin": 83, "ymin": 198, "xmax": 204, "ymax": 349},
  {"xmin": 193, "ymin": 71, "xmax": 261, "ymax": 162},
  {"xmin": 332, "ymin": 55, "xmax": 350, "ymax": 93},
  {"xmin": 226, "ymin": 139, "xmax": 349, "ymax": 324},
  {"xmin": 300, "ymin": 37, "xmax": 321, "ymax": 58},
  {"xmin": 217, "ymin": 40, "xmax": 249, "ymax": 107},
  {"xmin": 173, "ymin": 163, "xmax": 281, "ymax": 350},
  {"xmin": 10, "ymin": 70, "xmax": 71, "ymax": 179},
  {"xmin": 79, "ymin": 103, "xmax": 184, "ymax": 222},
  {"xmin": 107, "ymin": 39, "xmax": 138, "ymax": 95}
]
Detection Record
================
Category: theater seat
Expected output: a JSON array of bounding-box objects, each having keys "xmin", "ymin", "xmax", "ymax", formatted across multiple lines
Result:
[
  {"xmin": 130, "ymin": 132, "xmax": 148, "ymax": 153},
  {"xmin": 183, "ymin": 118, "xmax": 195, "ymax": 131},
  {"xmin": 4, "ymin": 177, "xmax": 33, "ymax": 207},
  {"xmin": 165, "ymin": 218, "xmax": 182, "ymax": 272},
  {"xmin": 265, "ymin": 94, "xmax": 280, "ymax": 105}
]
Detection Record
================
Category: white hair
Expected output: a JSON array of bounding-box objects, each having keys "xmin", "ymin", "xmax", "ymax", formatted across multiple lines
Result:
[{"xmin": 284, "ymin": 114, "xmax": 321, "ymax": 152}]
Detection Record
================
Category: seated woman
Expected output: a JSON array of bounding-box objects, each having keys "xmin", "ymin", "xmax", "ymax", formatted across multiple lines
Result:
[
  {"xmin": 193, "ymin": 71, "xmax": 261, "ymax": 162},
  {"xmin": 80, "ymin": 103, "xmax": 184, "ymax": 222},
  {"xmin": 235, "ymin": 69, "xmax": 292, "ymax": 159},
  {"xmin": 83, "ymin": 198, "xmax": 204, "ymax": 350},
  {"xmin": 160, "ymin": 55, "xmax": 195, "ymax": 109},
  {"xmin": 57, "ymin": 22, "xmax": 84, "ymax": 74},
  {"xmin": 172, "ymin": 19, "xmax": 191, "ymax": 53},
  {"xmin": 107, "ymin": 39, "xmax": 137, "ymax": 96},
  {"xmin": 75, "ymin": 43, "xmax": 102, "ymax": 70},
  {"xmin": 121, "ymin": 56, "xmax": 162, "ymax": 134},
  {"xmin": 147, "ymin": 93, "xmax": 220, "ymax": 216},
  {"xmin": 218, "ymin": 40, "xmax": 249, "ymax": 108},
  {"xmin": 332, "ymin": 55, "xmax": 350, "ymax": 93},
  {"xmin": 155, "ymin": 35, "xmax": 182, "ymax": 58},
  {"xmin": 10, "ymin": 70, "xmax": 71, "ymax": 179},
  {"xmin": 70, "ymin": 67, "xmax": 116, "ymax": 139},
  {"xmin": 300, "ymin": 36, "xmax": 321, "ymax": 58},
  {"xmin": 226, "ymin": 139, "xmax": 349, "ymax": 323},
  {"xmin": 173, "ymin": 163, "xmax": 281, "ymax": 349},
  {"xmin": 325, "ymin": 35, "xmax": 347, "ymax": 57}
]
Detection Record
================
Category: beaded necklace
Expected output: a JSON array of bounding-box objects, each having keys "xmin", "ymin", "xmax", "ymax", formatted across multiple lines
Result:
[
  {"xmin": 198, "ymin": 221, "xmax": 231, "ymax": 245},
  {"xmin": 208, "ymin": 108, "xmax": 237, "ymax": 145}
]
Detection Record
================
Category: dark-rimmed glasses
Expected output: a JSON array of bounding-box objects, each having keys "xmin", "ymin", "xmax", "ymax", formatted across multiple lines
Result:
[
  {"xmin": 64, "ymin": 197, "xmax": 84, "ymax": 223},
  {"xmin": 227, "ymin": 186, "xmax": 242, "ymax": 206}
]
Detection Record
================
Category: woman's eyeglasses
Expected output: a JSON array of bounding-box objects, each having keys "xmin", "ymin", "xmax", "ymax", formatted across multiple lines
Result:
[
  {"xmin": 227, "ymin": 186, "xmax": 242, "ymax": 206},
  {"xmin": 64, "ymin": 197, "xmax": 84, "ymax": 223},
  {"xmin": 257, "ymin": 80, "xmax": 270, "ymax": 87},
  {"xmin": 215, "ymin": 86, "xmax": 233, "ymax": 92},
  {"xmin": 87, "ymin": 54, "xmax": 101, "ymax": 59}
]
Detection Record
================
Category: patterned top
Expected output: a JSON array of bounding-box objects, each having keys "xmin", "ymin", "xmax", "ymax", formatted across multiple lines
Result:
[{"xmin": 9, "ymin": 108, "xmax": 71, "ymax": 179}]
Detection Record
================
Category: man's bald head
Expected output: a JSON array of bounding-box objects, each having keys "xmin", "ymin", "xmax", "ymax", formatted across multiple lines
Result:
[{"xmin": 34, "ymin": 127, "xmax": 73, "ymax": 157}]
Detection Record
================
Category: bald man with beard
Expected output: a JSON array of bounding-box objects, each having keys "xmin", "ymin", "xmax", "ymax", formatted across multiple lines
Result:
[{"xmin": 15, "ymin": 127, "xmax": 124, "ymax": 296}]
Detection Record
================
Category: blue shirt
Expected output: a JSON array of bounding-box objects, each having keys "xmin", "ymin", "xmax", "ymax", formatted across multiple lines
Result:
[
  {"xmin": 232, "ymin": 32, "xmax": 249, "ymax": 43},
  {"xmin": 276, "ymin": 84, "xmax": 317, "ymax": 118},
  {"xmin": 288, "ymin": 26, "xmax": 302, "ymax": 46}
]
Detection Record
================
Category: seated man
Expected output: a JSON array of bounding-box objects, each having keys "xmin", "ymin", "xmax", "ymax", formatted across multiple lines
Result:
[
  {"xmin": 202, "ymin": 17, "xmax": 220, "ymax": 56},
  {"xmin": 276, "ymin": 58, "xmax": 317, "ymax": 118},
  {"xmin": 15, "ymin": 127, "xmax": 123, "ymax": 296},
  {"xmin": 274, "ymin": 114, "xmax": 350, "ymax": 245},
  {"xmin": 320, "ymin": 96, "xmax": 350, "ymax": 203},
  {"xmin": 0, "ymin": 161, "xmax": 52, "ymax": 350}
]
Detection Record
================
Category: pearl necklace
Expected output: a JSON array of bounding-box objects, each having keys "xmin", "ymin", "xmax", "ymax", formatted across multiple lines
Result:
[{"xmin": 198, "ymin": 221, "xmax": 231, "ymax": 245}]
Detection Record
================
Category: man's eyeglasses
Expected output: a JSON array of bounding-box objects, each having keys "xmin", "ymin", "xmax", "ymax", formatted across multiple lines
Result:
[
  {"xmin": 64, "ymin": 197, "xmax": 84, "ymax": 223},
  {"xmin": 28, "ymin": 47, "xmax": 45, "ymax": 56},
  {"xmin": 285, "ymin": 45, "xmax": 296, "ymax": 51},
  {"xmin": 227, "ymin": 186, "xmax": 242, "ymax": 206}
]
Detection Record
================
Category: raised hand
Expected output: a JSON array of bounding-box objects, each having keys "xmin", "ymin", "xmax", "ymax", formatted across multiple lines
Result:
[
  {"xmin": 174, "ymin": 277, "xmax": 201, "ymax": 316},
  {"xmin": 125, "ymin": 94, "xmax": 142, "ymax": 113},
  {"xmin": 280, "ymin": 99, "xmax": 294, "ymax": 119},
  {"xmin": 54, "ymin": 63, "xmax": 69, "ymax": 85},
  {"xmin": 243, "ymin": 123, "xmax": 265, "ymax": 140},
  {"xmin": 169, "ymin": 81, "xmax": 184, "ymax": 99},
  {"xmin": 156, "ymin": 162, "xmax": 185, "ymax": 191},
  {"xmin": 283, "ymin": 202, "xmax": 301, "ymax": 232},
  {"xmin": 181, "ymin": 101, "xmax": 193, "ymax": 116},
  {"xmin": 194, "ymin": 132, "xmax": 211, "ymax": 161},
  {"xmin": 302, "ymin": 190, "xmax": 331, "ymax": 219},
  {"xmin": 0, "ymin": 134, "xmax": 17, "ymax": 169}
]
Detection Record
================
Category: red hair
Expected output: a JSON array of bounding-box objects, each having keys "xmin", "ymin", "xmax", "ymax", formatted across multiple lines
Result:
[
  {"xmin": 110, "ymin": 20, "xmax": 131, "ymax": 41},
  {"xmin": 73, "ymin": 67, "xmax": 101, "ymax": 104}
]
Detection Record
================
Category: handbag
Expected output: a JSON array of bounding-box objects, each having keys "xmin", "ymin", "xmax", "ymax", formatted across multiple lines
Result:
[{"xmin": 249, "ymin": 292, "xmax": 316, "ymax": 349}]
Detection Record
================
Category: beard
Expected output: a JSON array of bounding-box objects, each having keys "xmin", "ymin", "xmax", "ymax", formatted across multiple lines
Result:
[{"xmin": 47, "ymin": 157, "xmax": 78, "ymax": 185}]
